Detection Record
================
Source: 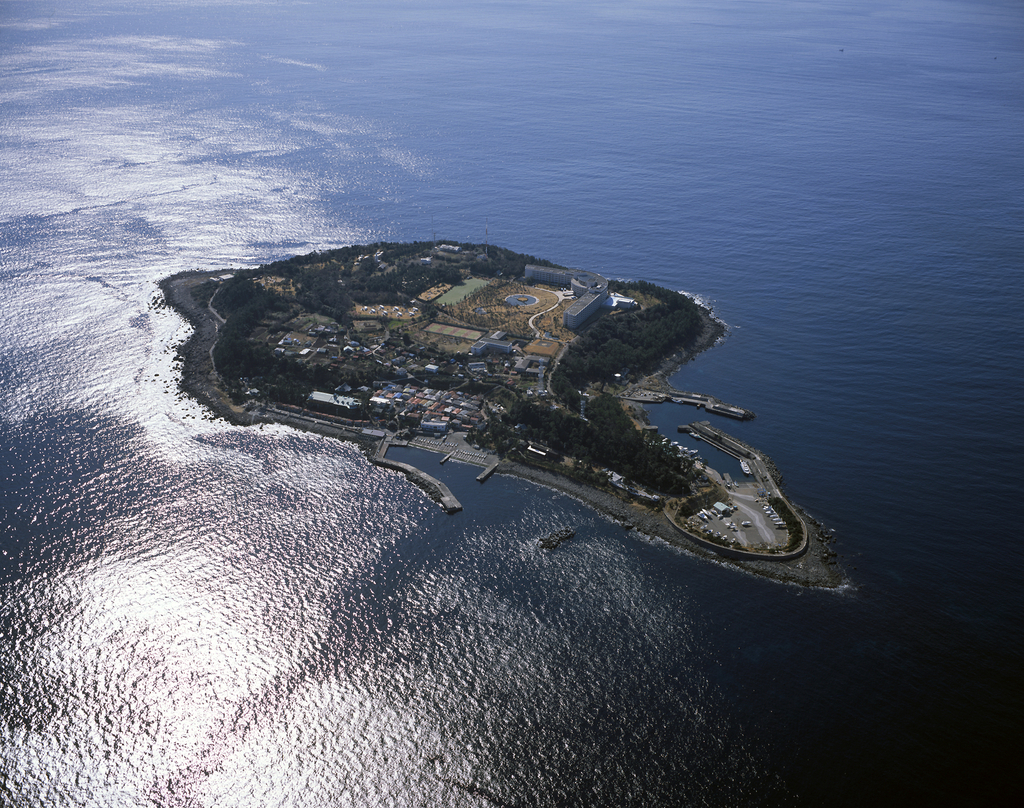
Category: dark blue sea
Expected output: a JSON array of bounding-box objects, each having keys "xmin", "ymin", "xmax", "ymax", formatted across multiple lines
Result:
[{"xmin": 2, "ymin": 1, "xmax": 1022, "ymax": 805}]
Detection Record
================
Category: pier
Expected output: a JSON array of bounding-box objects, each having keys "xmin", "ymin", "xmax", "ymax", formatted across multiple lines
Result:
[
  {"xmin": 680, "ymin": 420, "xmax": 785, "ymax": 489},
  {"xmin": 669, "ymin": 393, "xmax": 754, "ymax": 420},
  {"xmin": 675, "ymin": 420, "xmax": 809, "ymax": 559},
  {"xmin": 373, "ymin": 437, "xmax": 463, "ymax": 514},
  {"xmin": 476, "ymin": 457, "xmax": 501, "ymax": 482},
  {"xmin": 680, "ymin": 420, "xmax": 754, "ymax": 462},
  {"xmin": 621, "ymin": 388, "xmax": 755, "ymax": 420}
]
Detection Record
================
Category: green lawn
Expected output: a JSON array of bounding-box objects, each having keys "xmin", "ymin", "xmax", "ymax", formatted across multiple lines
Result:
[{"xmin": 434, "ymin": 277, "xmax": 491, "ymax": 305}]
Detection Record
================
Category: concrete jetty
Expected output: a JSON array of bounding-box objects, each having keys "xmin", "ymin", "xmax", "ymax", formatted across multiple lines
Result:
[
  {"xmin": 679, "ymin": 421, "xmax": 751, "ymax": 461},
  {"xmin": 476, "ymin": 457, "xmax": 500, "ymax": 482},
  {"xmin": 620, "ymin": 388, "xmax": 755, "ymax": 420},
  {"xmin": 373, "ymin": 437, "xmax": 463, "ymax": 514},
  {"xmin": 676, "ymin": 420, "xmax": 809, "ymax": 559},
  {"xmin": 669, "ymin": 393, "xmax": 754, "ymax": 420}
]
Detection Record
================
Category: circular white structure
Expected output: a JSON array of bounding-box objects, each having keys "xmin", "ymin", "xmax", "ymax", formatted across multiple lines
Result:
[
  {"xmin": 505, "ymin": 294, "xmax": 539, "ymax": 306},
  {"xmin": 524, "ymin": 264, "xmax": 611, "ymax": 329}
]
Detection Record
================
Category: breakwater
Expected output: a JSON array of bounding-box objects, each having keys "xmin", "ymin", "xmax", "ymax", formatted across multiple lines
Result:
[
  {"xmin": 374, "ymin": 438, "xmax": 463, "ymax": 514},
  {"xmin": 622, "ymin": 389, "xmax": 755, "ymax": 420},
  {"xmin": 679, "ymin": 420, "xmax": 808, "ymax": 558},
  {"xmin": 664, "ymin": 510, "xmax": 808, "ymax": 562},
  {"xmin": 248, "ymin": 407, "xmax": 464, "ymax": 514},
  {"xmin": 680, "ymin": 420, "xmax": 784, "ymax": 488},
  {"xmin": 477, "ymin": 457, "xmax": 500, "ymax": 482},
  {"xmin": 497, "ymin": 461, "xmax": 840, "ymax": 587},
  {"xmin": 670, "ymin": 393, "xmax": 755, "ymax": 420}
]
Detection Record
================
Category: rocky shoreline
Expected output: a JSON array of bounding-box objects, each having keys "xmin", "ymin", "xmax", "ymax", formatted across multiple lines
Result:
[
  {"xmin": 650, "ymin": 312, "xmax": 727, "ymax": 383},
  {"xmin": 496, "ymin": 461, "xmax": 843, "ymax": 588},
  {"xmin": 158, "ymin": 271, "xmax": 250, "ymax": 425},
  {"xmin": 159, "ymin": 271, "xmax": 843, "ymax": 588}
]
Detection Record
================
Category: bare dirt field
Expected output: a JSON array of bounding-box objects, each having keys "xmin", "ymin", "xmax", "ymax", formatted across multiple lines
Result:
[{"xmin": 442, "ymin": 281, "xmax": 576, "ymax": 340}]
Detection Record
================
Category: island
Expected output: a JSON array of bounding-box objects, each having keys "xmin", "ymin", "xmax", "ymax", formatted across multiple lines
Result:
[{"xmin": 158, "ymin": 240, "xmax": 842, "ymax": 587}]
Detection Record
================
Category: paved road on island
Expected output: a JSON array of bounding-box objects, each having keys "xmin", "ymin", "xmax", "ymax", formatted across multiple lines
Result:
[
  {"xmin": 730, "ymin": 488, "xmax": 783, "ymax": 547},
  {"xmin": 527, "ymin": 291, "xmax": 570, "ymax": 337},
  {"xmin": 697, "ymin": 466, "xmax": 785, "ymax": 549}
]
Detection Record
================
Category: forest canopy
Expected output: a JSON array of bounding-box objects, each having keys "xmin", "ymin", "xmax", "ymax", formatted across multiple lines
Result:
[
  {"xmin": 203, "ymin": 242, "xmax": 711, "ymax": 488},
  {"xmin": 481, "ymin": 393, "xmax": 694, "ymax": 496},
  {"xmin": 554, "ymin": 279, "xmax": 703, "ymax": 388}
]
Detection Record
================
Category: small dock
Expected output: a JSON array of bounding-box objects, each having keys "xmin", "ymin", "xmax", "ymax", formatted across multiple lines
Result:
[
  {"xmin": 476, "ymin": 457, "xmax": 501, "ymax": 482},
  {"xmin": 373, "ymin": 437, "xmax": 463, "ymax": 514},
  {"xmin": 681, "ymin": 421, "xmax": 751, "ymax": 462},
  {"xmin": 670, "ymin": 420, "xmax": 809, "ymax": 561},
  {"xmin": 670, "ymin": 393, "xmax": 755, "ymax": 420},
  {"xmin": 620, "ymin": 388, "xmax": 755, "ymax": 420}
]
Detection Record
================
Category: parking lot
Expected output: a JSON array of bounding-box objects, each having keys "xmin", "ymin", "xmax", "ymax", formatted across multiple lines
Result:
[{"xmin": 695, "ymin": 473, "xmax": 791, "ymax": 550}]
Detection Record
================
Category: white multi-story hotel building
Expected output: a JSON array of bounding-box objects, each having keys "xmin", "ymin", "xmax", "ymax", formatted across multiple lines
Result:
[{"xmin": 524, "ymin": 264, "xmax": 610, "ymax": 329}]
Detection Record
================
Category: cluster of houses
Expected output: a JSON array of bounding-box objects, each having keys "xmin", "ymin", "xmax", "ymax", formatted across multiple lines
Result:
[
  {"xmin": 357, "ymin": 304, "xmax": 418, "ymax": 317},
  {"xmin": 274, "ymin": 321, "xmax": 347, "ymax": 359},
  {"xmin": 419, "ymin": 244, "xmax": 462, "ymax": 265},
  {"xmin": 368, "ymin": 383, "xmax": 486, "ymax": 435},
  {"xmin": 276, "ymin": 334, "xmax": 367, "ymax": 360},
  {"xmin": 306, "ymin": 382, "xmax": 486, "ymax": 436}
]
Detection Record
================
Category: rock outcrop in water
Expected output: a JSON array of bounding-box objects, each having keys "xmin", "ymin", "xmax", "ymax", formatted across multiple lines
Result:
[{"xmin": 539, "ymin": 527, "xmax": 576, "ymax": 550}]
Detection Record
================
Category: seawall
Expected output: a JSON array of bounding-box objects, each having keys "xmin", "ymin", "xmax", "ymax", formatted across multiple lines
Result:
[
  {"xmin": 664, "ymin": 510, "xmax": 808, "ymax": 562},
  {"xmin": 374, "ymin": 438, "xmax": 463, "ymax": 513},
  {"xmin": 681, "ymin": 420, "xmax": 809, "ymax": 557}
]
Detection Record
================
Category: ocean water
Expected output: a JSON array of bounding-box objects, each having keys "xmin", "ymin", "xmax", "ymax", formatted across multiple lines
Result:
[{"xmin": 1, "ymin": 1, "xmax": 1023, "ymax": 805}]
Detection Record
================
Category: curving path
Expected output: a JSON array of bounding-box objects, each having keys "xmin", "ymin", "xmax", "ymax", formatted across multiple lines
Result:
[{"xmin": 527, "ymin": 297, "xmax": 563, "ymax": 337}]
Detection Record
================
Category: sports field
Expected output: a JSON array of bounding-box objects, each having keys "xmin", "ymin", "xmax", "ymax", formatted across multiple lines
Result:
[
  {"xmin": 423, "ymin": 322, "xmax": 484, "ymax": 341},
  {"xmin": 434, "ymin": 277, "xmax": 491, "ymax": 305}
]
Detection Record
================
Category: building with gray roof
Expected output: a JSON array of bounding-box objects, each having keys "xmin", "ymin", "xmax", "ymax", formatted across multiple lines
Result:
[{"xmin": 524, "ymin": 264, "xmax": 610, "ymax": 329}]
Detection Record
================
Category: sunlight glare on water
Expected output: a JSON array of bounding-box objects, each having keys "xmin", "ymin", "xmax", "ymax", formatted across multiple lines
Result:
[{"xmin": 2, "ymin": 0, "xmax": 1023, "ymax": 804}]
